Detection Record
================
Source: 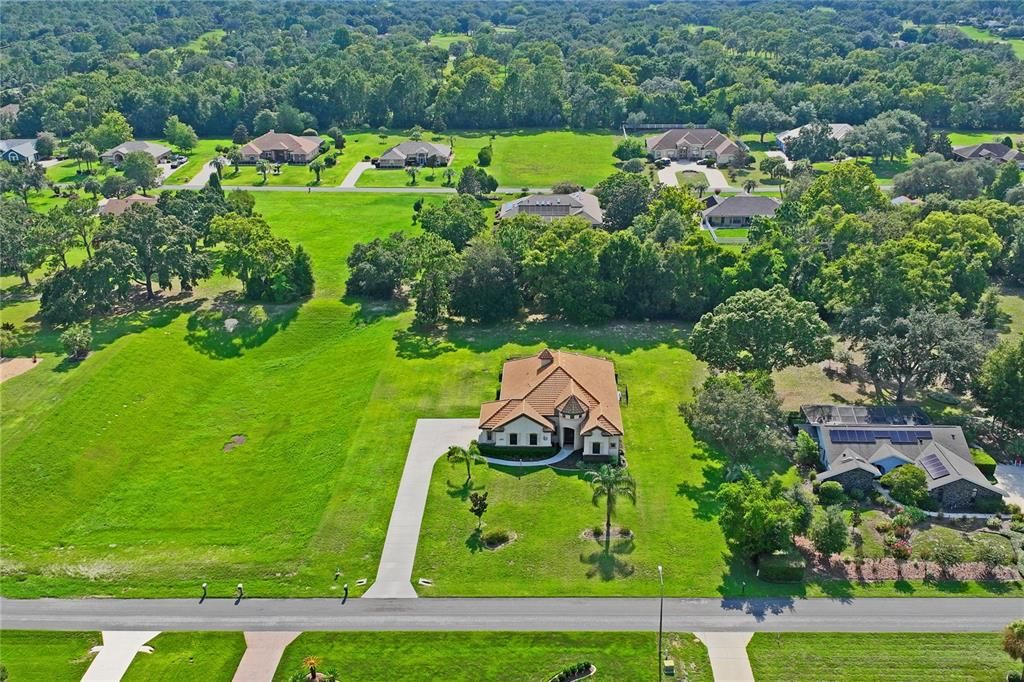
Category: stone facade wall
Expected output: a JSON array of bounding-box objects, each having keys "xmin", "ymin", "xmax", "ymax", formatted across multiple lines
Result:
[
  {"xmin": 930, "ymin": 478, "xmax": 1002, "ymax": 511},
  {"xmin": 828, "ymin": 468, "xmax": 876, "ymax": 494}
]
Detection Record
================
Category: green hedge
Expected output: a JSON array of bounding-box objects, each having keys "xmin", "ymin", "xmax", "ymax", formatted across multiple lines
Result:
[
  {"xmin": 757, "ymin": 549, "xmax": 806, "ymax": 583},
  {"xmin": 477, "ymin": 443, "xmax": 559, "ymax": 460},
  {"xmin": 971, "ymin": 449, "xmax": 997, "ymax": 478}
]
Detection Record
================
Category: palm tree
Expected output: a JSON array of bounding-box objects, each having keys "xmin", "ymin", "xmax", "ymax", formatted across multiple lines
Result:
[
  {"xmin": 211, "ymin": 156, "xmax": 226, "ymax": 179},
  {"xmin": 80, "ymin": 143, "xmax": 98, "ymax": 174},
  {"xmin": 406, "ymin": 166, "xmax": 419, "ymax": 185},
  {"xmin": 693, "ymin": 177, "xmax": 709, "ymax": 198},
  {"xmin": 742, "ymin": 179, "xmax": 757, "ymax": 194},
  {"xmin": 446, "ymin": 441, "xmax": 485, "ymax": 483},
  {"xmin": 1005, "ymin": 620, "xmax": 1024, "ymax": 680},
  {"xmin": 256, "ymin": 159, "xmax": 271, "ymax": 184},
  {"xmin": 228, "ymin": 148, "xmax": 243, "ymax": 174},
  {"xmin": 443, "ymin": 167, "xmax": 456, "ymax": 186},
  {"xmin": 83, "ymin": 177, "xmax": 101, "ymax": 200},
  {"xmin": 302, "ymin": 655, "xmax": 322, "ymax": 680},
  {"xmin": 309, "ymin": 158, "xmax": 325, "ymax": 184},
  {"xmin": 585, "ymin": 464, "xmax": 636, "ymax": 548}
]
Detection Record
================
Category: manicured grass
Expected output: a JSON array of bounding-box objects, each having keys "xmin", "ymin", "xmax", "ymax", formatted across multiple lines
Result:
[
  {"xmin": 814, "ymin": 156, "xmax": 914, "ymax": 185},
  {"xmin": 122, "ymin": 632, "xmax": 246, "ymax": 681},
  {"xmin": 44, "ymin": 159, "xmax": 116, "ymax": 185},
  {"xmin": 429, "ymin": 32, "xmax": 471, "ymax": 49},
  {"xmin": 945, "ymin": 130, "xmax": 1024, "ymax": 147},
  {"xmin": 274, "ymin": 631, "xmax": 713, "ymax": 682},
  {"xmin": 714, "ymin": 228, "xmax": 749, "ymax": 239},
  {"xmin": 748, "ymin": 632, "xmax": 1018, "ymax": 681},
  {"xmin": 677, "ymin": 170, "xmax": 710, "ymax": 188},
  {"xmin": 955, "ymin": 25, "xmax": 1024, "ymax": 59},
  {"xmin": 0, "ymin": 630, "xmax": 100, "ymax": 681},
  {"xmin": 354, "ymin": 129, "xmax": 622, "ymax": 189},
  {"xmin": 998, "ymin": 286, "xmax": 1024, "ymax": 339},
  {"xmin": 220, "ymin": 161, "xmax": 347, "ymax": 187},
  {"xmin": 183, "ymin": 29, "xmax": 226, "ymax": 53},
  {"xmin": 165, "ymin": 138, "xmax": 232, "ymax": 184}
]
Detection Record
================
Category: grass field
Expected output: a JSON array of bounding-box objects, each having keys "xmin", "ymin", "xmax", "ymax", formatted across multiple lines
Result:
[
  {"xmin": 747, "ymin": 632, "xmax": 1018, "ymax": 681},
  {"xmin": 274, "ymin": 631, "xmax": 713, "ymax": 682},
  {"xmin": 353, "ymin": 129, "xmax": 622, "ymax": 189},
  {"xmin": 714, "ymin": 228, "xmax": 750, "ymax": 239},
  {"xmin": 220, "ymin": 161, "xmax": 348, "ymax": 187},
  {"xmin": 429, "ymin": 32, "xmax": 471, "ymax": 49},
  {"xmin": 955, "ymin": 25, "xmax": 1024, "ymax": 59},
  {"xmin": 999, "ymin": 286, "xmax": 1024, "ymax": 339},
  {"xmin": 122, "ymin": 632, "xmax": 246, "ymax": 681},
  {"xmin": 945, "ymin": 130, "xmax": 1024, "ymax": 147},
  {"xmin": 0, "ymin": 630, "xmax": 100, "ymax": 681},
  {"xmin": 183, "ymin": 29, "xmax": 227, "ymax": 53},
  {"xmin": 165, "ymin": 138, "xmax": 231, "ymax": 184},
  {"xmin": 2, "ymin": 191, "xmax": 1021, "ymax": 599}
]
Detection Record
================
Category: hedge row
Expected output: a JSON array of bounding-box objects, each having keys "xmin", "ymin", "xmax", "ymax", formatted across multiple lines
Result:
[{"xmin": 477, "ymin": 443, "xmax": 559, "ymax": 459}]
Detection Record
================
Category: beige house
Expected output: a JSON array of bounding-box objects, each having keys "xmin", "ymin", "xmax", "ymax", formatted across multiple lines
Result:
[
  {"xmin": 497, "ymin": 191, "xmax": 603, "ymax": 226},
  {"xmin": 478, "ymin": 349, "xmax": 623, "ymax": 460},
  {"xmin": 646, "ymin": 128, "xmax": 741, "ymax": 164},
  {"xmin": 239, "ymin": 131, "xmax": 325, "ymax": 164},
  {"xmin": 702, "ymin": 195, "xmax": 780, "ymax": 228},
  {"xmin": 375, "ymin": 141, "xmax": 452, "ymax": 168},
  {"xmin": 100, "ymin": 140, "xmax": 171, "ymax": 166},
  {"xmin": 99, "ymin": 193, "xmax": 158, "ymax": 216}
]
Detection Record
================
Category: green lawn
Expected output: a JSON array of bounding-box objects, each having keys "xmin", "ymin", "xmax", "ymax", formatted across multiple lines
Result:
[
  {"xmin": 814, "ymin": 156, "xmax": 913, "ymax": 185},
  {"xmin": 944, "ymin": 130, "xmax": 1024, "ymax": 147},
  {"xmin": 677, "ymin": 170, "xmax": 710, "ymax": 189},
  {"xmin": 429, "ymin": 32, "xmax": 471, "ymax": 49},
  {"xmin": 274, "ymin": 631, "xmax": 712, "ymax": 682},
  {"xmin": 748, "ymin": 632, "xmax": 1018, "ymax": 681},
  {"xmin": 714, "ymin": 228, "xmax": 750, "ymax": 239},
  {"xmin": 44, "ymin": 159, "xmax": 116, "ymax": 185},
  {"xmin": 354, "ymin": 129, "xmax": 622, "ymax": 189},
  {"xmin": 122, "ymin": 632, "xmax": 246, "ymax": 681},
  {"xmin": 954, "ymin": 25, "xmax": 1024, "ymax": 59},
  {"xmin": 182, "ymin": 29, "xmax": 226, "ymax": 53},
  {"xmin": 2, "ymin": 191, "xmax": 1021, "ymax": 600},
  {"xmin": 0, "ymin": 630, "xmax": 100, "ymax": 681},
  {"xmin": 998, "ymin": 286, "xmax": 1024, "ymax": 339},
  {"xmin": 165, "ymin": 138, "xmax": 232, "ymax": 184},
  {"xmin": 220, "ymin": 161, "xmax": 348, "ymax": 187}
]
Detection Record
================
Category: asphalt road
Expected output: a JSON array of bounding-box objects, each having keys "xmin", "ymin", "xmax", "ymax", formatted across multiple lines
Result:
[{"xmin": 3, "ymin": 597, "xmax": 1020, "ymax": 632}]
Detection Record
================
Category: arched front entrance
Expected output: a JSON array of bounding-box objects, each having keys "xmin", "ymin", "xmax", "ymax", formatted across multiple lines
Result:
[{"xmin": 562, "ymin": 427, "xmax": 575, "ymax": 447}]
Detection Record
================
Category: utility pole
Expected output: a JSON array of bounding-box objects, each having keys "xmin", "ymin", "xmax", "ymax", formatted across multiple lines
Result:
[{"xmin": 657, "ymin": 564, "xmax": 664, "ymax": 681}]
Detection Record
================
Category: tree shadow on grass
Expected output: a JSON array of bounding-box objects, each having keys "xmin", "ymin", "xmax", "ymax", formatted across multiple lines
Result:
[
  {"xmin": 580, "ymin": 538, "xmax": 637, "ymax": 581},
  {"xmin": 446, "ymin": 478, "xmax": 486, "ymax": 501},
  {"xmin": 342, "ymin": 293, "xmax": 409, "ymax": 326},
  {"xmin": 0, "ymin": 283, "xmax": 37, "ymax": 310},
  {"xmin": 185, "ymin": 291, "xmax": 299, "ymax": 359},
  {"xmin": 393, "ymin": 328, "xmax": 457, "ymax": 360},
  {"xmin": 465, "ymin": 528, "xmax": 485, "ymax": 553}
]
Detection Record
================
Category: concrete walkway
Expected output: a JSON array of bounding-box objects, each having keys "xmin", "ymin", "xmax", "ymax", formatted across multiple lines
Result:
[
  {"xmin": 232, "ymin": 631, "xmax": 300, "ymax": 682},
  {"xmin": 339, "ymin": 161, "xmax": 374, "ymax": 187},
  {"xmin": 695, "ymin": 631, "xmax": 754, "ymax": 682},
  {"xmin": 995, "ymin": 464, "xmax": 1024, "ymax": 510},
  {"xmin": 363, "ymin": 418, "xmax": 480, "ymax": 598},
  {"xmin": 82, "ymin": 630, "xmax": 160, "ymax": 681},
  {"xmin": 186, "ymin": 160, "xmax": 219, "ymax": 189}
]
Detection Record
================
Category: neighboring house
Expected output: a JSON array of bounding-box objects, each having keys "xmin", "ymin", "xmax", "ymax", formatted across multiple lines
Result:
[
  {"xmin": 498, "ymin": 191, "xmax": 604, "ymax": 226},
  {"xmin": 952, "ymin": 142, "xmax": 1024, "ymax": 168},
  {"xmin": 239, "ymin": 130, "xmax": 325, "ymax": 164},
  {"xmin": 375, "ymin": 141, "xmax": 452, "ymax": 168},
  {"xmin": 800, "ymin": 404, "xmax": 1004, "ymax": 510},
  {"xmin": 891, "ymin": 195, "xmax": 923, "ymax": 206},
  {"xmin": 702, "ymin": 195, "xmax": 779, "ymax": 228},
  {"xmin": 98, "ymin": 193, "xmax": 158, "ymax": 217},
  {"xmin": 645, "ymin": 128, "xmax": 741, "ymax": 164},
  {"xmin": 479, "ymin": 349, "xmax": 624, "ymax": 460},
  {"xmin": 775, "ymin": 123, "xmax": 853, "ymax": 153},
  {"xmin": 0, "ymin": 138, "xmax": 38, "ymax": 163},
  {"xmin": 101, "ymin": 140, "xmax": 172, "ymax": 166}
]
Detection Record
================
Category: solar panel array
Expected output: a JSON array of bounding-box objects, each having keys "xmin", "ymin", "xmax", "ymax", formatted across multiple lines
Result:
[
  {"xmin": 920, "ymin": 453, "xmax": 950, "ymax": 478},
  {"xmin": 828, "ymin": 429, "xmax": 933, "ymax": 444}
]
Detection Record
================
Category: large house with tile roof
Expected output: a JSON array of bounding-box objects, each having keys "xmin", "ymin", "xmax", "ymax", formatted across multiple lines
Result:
[
  {"xmin": 498, "ymin": 191, "xmax": 604, "ymax": 226},
  {"xmin": 479, "ymin": 349, "xmax": 623, "ymax": 460},
  {"xmin": 800, "ymin": 404, "xmax": 1004, "ymax": 511},
  {"xmin": 239, "ymin": 131, "xmax": 326, "ymax": 164},
  {"xmin": 646, "ymin": 128, "xmax": 742, "ymax": 164}
]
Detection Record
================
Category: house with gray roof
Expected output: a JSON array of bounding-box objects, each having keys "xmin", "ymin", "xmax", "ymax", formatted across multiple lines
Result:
[
  {"xmin": 498, "ymin": 191, "xmax": 603, "ymax": 226},
  {"xmin": 375, "ymin": 140, "xmax": 452, "ymax": 168},
  {"xmin": 0, "ymin": 138, "xmax": 39, "ymax": 163},
  {"xmin": 702, "ymin": 195, "xmax": 779, "ymax": 228},
  {"xmin": 101, "ymin": 140, "xmax": 172, "ymax": 166},
  {"xmin": 645, "ymin": 128, "xmax": 742, "ymax": 165},
  {"xmin": 953, "ymin": 142, "xmax": 1024, "ymax": 168},
  {"xmin": 776, "ymin": 123, "xmax": 853, "ymax": 153},
  {"xmin": 799, "ymin": 404, "xmax": 1004, "ymax": 510}
]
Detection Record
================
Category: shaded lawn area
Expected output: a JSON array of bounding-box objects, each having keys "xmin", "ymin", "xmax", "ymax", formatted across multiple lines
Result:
[
  {"xmin": 122, "ymin": 632, "xmax": 246, "ymax": 681},
  {"xmin": 814, "ymin": 156, "xmax": 913, "ymax": 184},
  {"xmin": 945, "ymin": 130, "xmax": 1024, "ymax": 147},
  {"xmin": 274, "ymin": 631, "xmax": 713, "ymax": 682},
  {"xmin": 182, "ymin": 29, "xmax": 226, "ymax": 53},
  {"xmin": 220, "ymin": 160, "xmax": 347, "ymax": 187},
  {"xmin": 429, "ymin": 32, "xmax": 471, "ymax": 49},
  {"xmin": 0, "ymin": 630, "xmax": 100, "ymax": 681},
  {"xmin": 998, "ymin": 286, "xmax": 1024, "ymax": 339},
  {"xmin": 165, "ymin": 138, "xmax": 232, "ymax": 184},
  {"xmin": 747, "ymin": 632, "xmax": 1018, "ymax": 681},
  {"xmin": 953, "ymin": 25, "xmax": 1024, "ymax": 59},
  {"xmin": 44, "ymin": 159, "xmax": 118, "ymax": 185},
  {"xmin": 354, "ymin": 129, "xmax": 622, "ymax": 189}
]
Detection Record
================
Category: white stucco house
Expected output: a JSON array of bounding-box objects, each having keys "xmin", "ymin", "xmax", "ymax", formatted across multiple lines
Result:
[{"xmin": 478, "ymin": 349, "xmax": 624, "ymax": 460}]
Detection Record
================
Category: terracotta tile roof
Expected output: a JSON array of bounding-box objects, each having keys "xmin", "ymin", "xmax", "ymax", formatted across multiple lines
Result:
[
  {"xmin": 478, "ymin": 349, "xmax": 623, "ymax": 436},
  {"xmin": 240, "ymin": 131, "xmax": 324, "ymax": 156},
  {"xmin": 99, "ymin": 193, "xmax": 158, "ymax": 216}
]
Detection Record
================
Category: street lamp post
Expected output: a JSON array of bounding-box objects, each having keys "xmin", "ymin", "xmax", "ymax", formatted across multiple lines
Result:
[{"xmin": 657, "ymin": 565, "xmax": 664, "ymax": 680}]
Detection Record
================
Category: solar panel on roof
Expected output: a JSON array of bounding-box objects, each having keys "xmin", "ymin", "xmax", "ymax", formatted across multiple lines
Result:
[
  {"xmin": 920, "ymin": 453, "xmax": 949, "ymax": 478},
  {"xmin": 914, "ymin": 430, "xmax": 932, "ymax": 440}
]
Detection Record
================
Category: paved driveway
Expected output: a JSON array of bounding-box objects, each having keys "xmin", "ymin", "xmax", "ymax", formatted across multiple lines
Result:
[
  {"xmin": 995, "ymin": 464, "xmax": 1024, "ymax": 510},
  {"xmin": 339, "ymin": 161, "xmax": 374, "ymax": 187},
  {"xmin": 657, "ymin": 161, "xmax": 730, "ymax": 190},
  {"xmin": 363, "ymin": 418, "xmax": 479, "ymax": 598}
]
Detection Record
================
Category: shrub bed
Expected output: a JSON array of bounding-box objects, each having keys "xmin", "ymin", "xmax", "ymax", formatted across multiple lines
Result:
[{"xmin": 476, "ymin": 443, "xmax": 559, "ymax": 460}]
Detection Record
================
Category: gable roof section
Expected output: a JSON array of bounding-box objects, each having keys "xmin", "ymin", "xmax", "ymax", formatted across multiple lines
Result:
[
  {"xmin": 379, "ymin": 141, "xmax": 452, "ymax": 161},
  {"xmin": 954, "ymin": 142, "xmax": 1024, "ymax": 163},
  {"xmin": 0, "ymin": 138, "xmax": 37, "ymax": 158},
  {"xmin": 776, "ymin": 123, "xmax": 853, "ymax": 145},
  {"xmin": 480, "ymin": 349, "xmax": 622, "ymax": 436},
  {"xmin": 99, "ymin": 193, "xmax": 158, "ymax": 216},
  {"xmin": 103, "ymin": 140, "xmax": 171, "ymax": 159},
  {"xmin": 646, "ymin": 128, "xmax": 740, "ymax": 156},
  {"xmin": 240, "ymin": 131, "xmax": 323, "ymax": 156},
  {"xmin": 498, "ymin": 191, "xmax": 604, "ymax": 225},
  {"xmin": 703, "ymin": 195, "xmax": 780, "ymax": 219}
]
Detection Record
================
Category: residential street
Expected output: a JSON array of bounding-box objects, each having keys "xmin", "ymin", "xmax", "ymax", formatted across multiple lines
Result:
[{"xmin": 3, "ymin": 597, "xmax": 1020, "ymax": 632}]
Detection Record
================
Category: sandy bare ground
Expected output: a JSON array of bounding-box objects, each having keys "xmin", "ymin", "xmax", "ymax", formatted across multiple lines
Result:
[{"xmin": 0, "ymin": 357, "xmax": 41, "ymax": 383}]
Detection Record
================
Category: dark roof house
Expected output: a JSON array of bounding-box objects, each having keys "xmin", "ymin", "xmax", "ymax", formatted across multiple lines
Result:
[
  {"xmin": 702, "ymin": 195, "xmax": 779, "ymax": 227},
  {"xmin": 953, "ymin": 142, "xmax": 1024, "ymax": 167},
  {"xmin": 498, "ymin": 192, "xmax": 603, "ymax": 225},
  {"xmin": 0, "ymin": 138, "xmax": 38, "ymax": 163}
]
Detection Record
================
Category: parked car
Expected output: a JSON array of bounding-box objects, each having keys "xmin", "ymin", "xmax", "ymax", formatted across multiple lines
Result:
[{"xmin": 653, "ymin": 158, "xmax": 671, "ymax": 169}]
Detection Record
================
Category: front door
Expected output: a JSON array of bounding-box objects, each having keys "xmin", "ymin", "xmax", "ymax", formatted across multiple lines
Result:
[{"xmin": 562, "ymin": 428, "xmax": 575, "ymax": 447}]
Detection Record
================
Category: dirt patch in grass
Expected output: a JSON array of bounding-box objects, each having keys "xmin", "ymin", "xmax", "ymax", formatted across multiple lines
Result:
[
  {"xmin": 222, "ymin": 435, "xmax": 247, "ymax": 452},
  {"xmin": 0, "ymin": 357, "xmax": 41, "ymax": 383},
  {"xmin": 581, "ymin": 527, "xmax": 634, "ymax": 541}
]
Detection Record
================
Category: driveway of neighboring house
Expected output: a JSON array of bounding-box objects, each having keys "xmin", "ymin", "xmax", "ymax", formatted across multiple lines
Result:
[
  {"xmin": 339, "ymin": 161, "xmax": 374, "ymax": 187},
  {"xmin": 185, "ymin": 160, "xmax": 219, "ymax": 189},
  {"xmin": 995, "ymin": 464, "xmax": 1024, "ymax": 510},
  {"xmin": 363, "ymin": 418, "xmax": 480, "ymax": 598},
  {"xmin": 764, "ymin": 149, "xmax": 794, "ymax": 170},
  {"xmin": 695, "ymin": 632, "xmax": 754, "ymax": 682},
  {"xmin": 82, "ymin": 631, "xmax": 160, "ymax": 682},
  {"xmin": 231, "ymin": 631, "xmax": 300, "ymax": 682},
  {"xmin": 656, "ymin": 161, "xmax": 730, "ymax": 190}
]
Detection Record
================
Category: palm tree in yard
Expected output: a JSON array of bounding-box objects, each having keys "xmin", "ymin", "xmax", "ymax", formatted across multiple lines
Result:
[
  {"xmin": 406, "ymin": 166, "xmax": 419, "ymax": 185},
  {"xmin": 443, "ymin": 167, "xmax": 456, "ymax": 186},
  {"xmin": 446, "ymin": 441, "xmax": 485, "ymax": 483},
  {"xmin": 1005, "ymin": 620, "xmax": 1024, "ymax": 680},
  {"xmin": 302, "ymin": 655, "xmax": 322, "ymax": 680},
  {"xmin": 585, "ymin": 464, "xmax": 636, "ymax": 550},
  {"xmin": 309, "ymin": 158, "xmax": 325, "ymax": 184},
  {"xmin": 256, "ymin": 159, "xmax": 271, "ymax": 184},
  {"xmin": 743, "ymin": 179, "xmax": 757, "ymax": 194},
  {"xmin": 211, "ymin": 156, "xmax": 226, "ymax": 179}
]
